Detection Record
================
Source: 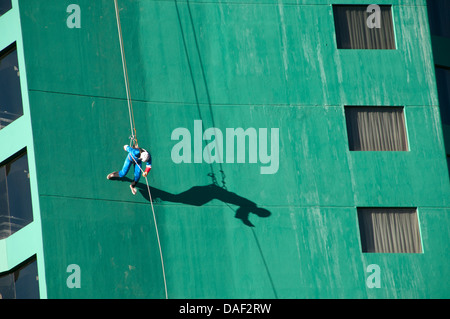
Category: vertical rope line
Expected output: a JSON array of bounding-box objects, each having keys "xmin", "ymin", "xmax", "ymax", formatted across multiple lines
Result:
[
  {"xmin": 145, "ymin": 176, "xmax": 168, "ymax": 299},
  {"xmin": 114, "ymin": 0, "xmax": 167, "ymax": 299},
  {"xmin": 184, "ymin": 0, "xmax": 227, "ymax": 188},
  {"xmin": 114, "ymin": 0, "xmax": 137, "ymax": 145},
  {"xmin": 131, "ymin": 157, "xmax": 168, "ymax": 299}
]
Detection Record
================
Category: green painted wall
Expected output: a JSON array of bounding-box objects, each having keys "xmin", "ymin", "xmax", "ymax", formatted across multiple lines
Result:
[{"xmin": 17, "ymin": 0, "xmax": 450, "ymax": 298}]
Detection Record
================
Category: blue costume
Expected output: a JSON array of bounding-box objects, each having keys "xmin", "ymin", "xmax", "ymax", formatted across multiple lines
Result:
[
  {"xmin": 107, "ymin": 146, "xmax": 152, "ymax": 195},
  {"xmin": 119, "ymin": 146, "xmax": 152, "ymax": 185}
]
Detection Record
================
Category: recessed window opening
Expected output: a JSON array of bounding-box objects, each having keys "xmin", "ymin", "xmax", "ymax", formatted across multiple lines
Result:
[
  {"xmin": 357, "ymin": 208, "xmax": 422, "ymax": 253},
  {"xmin": 345, "ymin": 106, "xmax": 408, "ymax": 151},
  {"xmin": 333, "ymin": 5, "xmax": 396, "ymax": 49},
  {"xmin": 0, "ymin": 43, "xmax": 23, "ymax": 130},
  {"xmin": 427, "ymin": 0, "xmax": 450, "ymax": 38},
  {"xmin": 0, "ymin": 0, "xmax": 12, "ymax": 17},
  {"xmin": 435, "ymin": 66, "xmax": 450, "ymax": 125},
  {"xmin": 0, "ymin": 149, "xmax": 33, "ymax": 239},
  {"xmin": 0, "ymin": 256, "xmax": 39, "ymax": 299}
]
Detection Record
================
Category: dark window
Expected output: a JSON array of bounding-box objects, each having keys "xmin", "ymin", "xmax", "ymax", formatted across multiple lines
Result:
[
  {"xmin": 447, "ymin": 155, "xmax": 450, "ymax": 175},
  {"xmin": 0, "ymin": 256, "xmax": 39, "ymax": 299},
  {"xmin": 0, "ymin": 0, "xmax": 12, "ymax": 17},
  {"xmin": 0, "ymin": 43, "xmax": 23, "ymax": 130},
  {"xmin": 345, "ymin": 106, "xmax": 408, "ymax": 151},
  {"xmin": 0, "ymin": 150, "xmax": 33, "ymax": 239},
  {"xmin": 435, "ymin": 67, "xmax": 450, "ymax": 125},
  {"xmin": 357, "ymin": 208, "xmax": 422, "ymax": 253},
  {"xmin": 333, "ymin": 5, "xmax": 396, "ymax": 49},
  {"xmin": 427, "ymin": 0, "xmax": 450, "ymax": 38}
]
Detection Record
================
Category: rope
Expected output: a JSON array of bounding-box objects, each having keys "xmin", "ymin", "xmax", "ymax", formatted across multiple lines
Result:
[
  {"xmin": 114, "ymin": 0, "xmax": 137, "ymax": 146},
  {"xmin": 114, "ymin": 0, "xmax": 168, "ymax": 299},
  {"xmin": 131, "ymin": 156, "xmax": 168, "ymax": 300},
  {"xmin": 144, "ymin": 177, "xmax": 169, "ymax": 300},
  {"xmin": 174, "ymin": 0, "xmax": 226, "ymax": 189}
]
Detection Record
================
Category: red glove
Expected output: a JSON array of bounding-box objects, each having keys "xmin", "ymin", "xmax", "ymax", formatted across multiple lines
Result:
[{"xmin": 143, "ymin": 166, "xmax": 151, "ymax": 177}]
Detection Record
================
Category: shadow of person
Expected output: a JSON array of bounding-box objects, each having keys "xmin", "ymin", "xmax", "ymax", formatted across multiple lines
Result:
[
  {"xmin": 112, "ymin": 177, "xmax": 271, "ymax": 227},
  {"xmin": 146, "ymin": 183, "xmax": 271, "ymax": 227}
]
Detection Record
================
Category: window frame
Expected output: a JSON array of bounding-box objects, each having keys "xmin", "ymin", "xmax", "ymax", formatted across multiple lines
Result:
[
  {"xmin": 357, "ymin": 207, "xmax": 423, "ymax": 254},
  {"xmin": 0, "ymin": 42, "xmax": 24, "ymax": 130},
  {"xmin": 435, "ymin": 66, "xmax": 450, "ymax": 126},
  {"xmin": 0, "ymin": 255, "xmax": 39, "ymax": 299},
  {"xmin": 344, "ymin": 106, "xmax": 409, "ymax": 152},
  {"xmin": 0, "ymin": 0, "xmax": 12, "ymax": 17},
  {"xmin": 332, "ymin": 4, "xmax": 397, "ymax": 50},
  {"xmin": 427, "ymin": 0, "xmax": 450, "ymax": 39},
  {"xmin": 0, "ymin": 148, "xmax": 33, "ymax": 239}
]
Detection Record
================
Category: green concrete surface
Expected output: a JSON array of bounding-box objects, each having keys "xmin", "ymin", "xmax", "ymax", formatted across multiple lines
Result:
[{"xmin": 2, "ymin": 0, "xmax": 448, "ymax": 298}]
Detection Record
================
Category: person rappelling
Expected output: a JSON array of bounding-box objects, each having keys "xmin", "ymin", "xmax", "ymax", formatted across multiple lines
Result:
[{"xmin": 107, "ymin": 144, "xmax": 152, "ymax": 195}]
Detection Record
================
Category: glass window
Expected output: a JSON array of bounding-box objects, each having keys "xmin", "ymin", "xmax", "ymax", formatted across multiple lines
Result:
[
  {"xmin": 0, "ymin": 43, "xmax": 23, "ymax": 130},
  {"xmin": 0, "ymin": 0, "xmax": 12, "ymax": 17},
  {"xmin": 345, "ymin": 106, "xmax": 408, "ymax": 151},
  {"xmin": 0, "ymin": 150, "xmax": 33, "ymax": 239},
  {"xmin": 427, "ymin": 0, "xmax": 450, "ymax": 38},
  {"xmin": 435, "ymin": 67, "xmax": 450, "ymax": 125},
  {"xmin": 447, "ymin": 155, "xmax": 450, "ymax": 174},
  {"xmin": 0, "ymin": 256, "xmax": 39, "ymax": 299},
  {"xmin": 333, "ymin": 5, "xmax": 396, "ymax": 49},
  {"xmin": 357, "ymin": 208, "xmax": 422, "ymax": 253}
]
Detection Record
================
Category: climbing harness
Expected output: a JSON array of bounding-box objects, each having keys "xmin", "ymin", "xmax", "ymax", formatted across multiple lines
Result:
[{"xmin": 114, "ymin": 0, "xmax": 168, "ymax": 299}]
